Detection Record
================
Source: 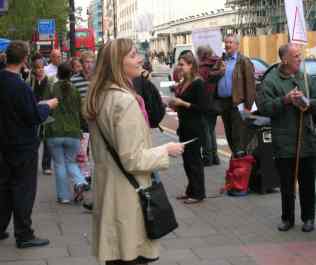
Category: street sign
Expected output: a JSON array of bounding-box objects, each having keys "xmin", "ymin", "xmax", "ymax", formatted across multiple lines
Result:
[{"xmin": 37, "ymin": 19, "xmax": 56, "ymax": 40}]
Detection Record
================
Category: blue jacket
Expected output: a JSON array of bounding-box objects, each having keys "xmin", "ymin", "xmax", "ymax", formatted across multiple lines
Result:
[{"xmin": 0, "ymin": 70, "xmax": 50, "ymax": 162}]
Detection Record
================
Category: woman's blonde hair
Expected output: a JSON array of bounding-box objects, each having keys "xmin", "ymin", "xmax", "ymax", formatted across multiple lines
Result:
[{"xmin": 85, "ymin": 38, "xmax": 134, "ymax": 120}]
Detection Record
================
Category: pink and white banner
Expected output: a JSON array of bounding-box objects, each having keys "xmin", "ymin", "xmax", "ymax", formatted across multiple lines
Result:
[{"xmin": 284, "ymin": 0, "xmax": 308, "ymax": 45}]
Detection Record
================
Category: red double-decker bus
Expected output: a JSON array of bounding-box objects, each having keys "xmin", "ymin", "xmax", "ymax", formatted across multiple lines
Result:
[{"xmin": 75, "ymin": 28, "xmax": 96, "ymax": 57}]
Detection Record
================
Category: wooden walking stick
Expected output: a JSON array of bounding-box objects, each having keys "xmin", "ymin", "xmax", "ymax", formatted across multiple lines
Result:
[
  {"xmin": 294, "ymin": 52, "xmax": 311, "ymax": 193},
  {"xmin": 294, "ymin": 110, "xmax": 304, "ymax": 193}
]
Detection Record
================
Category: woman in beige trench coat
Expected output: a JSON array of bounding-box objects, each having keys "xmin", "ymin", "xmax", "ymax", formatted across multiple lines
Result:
[{"xmin": 85, "ymin": 39, "xmax": 184, "ymax": 265}]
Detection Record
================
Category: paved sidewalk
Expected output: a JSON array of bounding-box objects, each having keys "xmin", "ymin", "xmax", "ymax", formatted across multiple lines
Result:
[{"xmin": 1, "ymin": 130, "xmax": 316, "ymax": 265}]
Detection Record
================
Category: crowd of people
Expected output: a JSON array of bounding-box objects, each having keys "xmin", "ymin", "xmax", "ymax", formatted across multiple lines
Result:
[{"xmin": 0, "ymin": 36, "xmax": 316, "ymax": 265}]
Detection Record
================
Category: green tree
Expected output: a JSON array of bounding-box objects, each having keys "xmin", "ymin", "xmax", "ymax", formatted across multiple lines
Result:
[{"xmin": 0, "ymin": 0, "xmax": 69, "ymax": 40}]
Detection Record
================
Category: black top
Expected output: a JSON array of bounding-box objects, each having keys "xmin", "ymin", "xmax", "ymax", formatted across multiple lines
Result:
[
  {"xmin": 32, "ymin": 75, "xmax": 50, "ymax": 102},
  {"xmin": 0, "ymin": 70, "xmax": 50, "ymax": 162},
  {"xmin": 175, "ymin": 78, "xmax": 208, "ymax": 131}
]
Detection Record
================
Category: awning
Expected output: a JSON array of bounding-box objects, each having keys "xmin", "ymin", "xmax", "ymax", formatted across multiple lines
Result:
[{"xmin": 0, "ymin": 38, "xmax": 10, "ymax": 52}]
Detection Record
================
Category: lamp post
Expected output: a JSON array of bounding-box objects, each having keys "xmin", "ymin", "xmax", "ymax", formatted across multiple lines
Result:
[
  {"xmin": 69, "ymin": 0, "xmax": 76, "ymax": 57},
  {"xmin": 113, "ymin": 0, "xmax": 117, "ymax": 38},
  {"xmin": 101, "ymin": 0, "xmax": 104, "ymax": 43}
]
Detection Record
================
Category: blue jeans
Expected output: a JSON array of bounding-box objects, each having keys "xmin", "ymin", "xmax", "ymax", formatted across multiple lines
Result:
[{"xmin": 47, "ymin": 137, "xmax": 87, "ymax": 200}]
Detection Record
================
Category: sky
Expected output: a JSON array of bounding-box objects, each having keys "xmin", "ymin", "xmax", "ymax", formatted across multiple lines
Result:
[{"xmin": 75, "ymin": 0, "xmax": 226, "ymax": 14}]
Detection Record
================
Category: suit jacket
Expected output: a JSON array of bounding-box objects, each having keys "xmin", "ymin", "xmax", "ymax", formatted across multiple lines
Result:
[{"xmin": 231, "ymin": 53, "xmax": 256, "ymax": 109}]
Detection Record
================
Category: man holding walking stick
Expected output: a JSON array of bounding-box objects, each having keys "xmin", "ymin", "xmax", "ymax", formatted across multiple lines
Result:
[{"xmin": 258, "ymin": 43, "xmax": 316, "ymax": 232}]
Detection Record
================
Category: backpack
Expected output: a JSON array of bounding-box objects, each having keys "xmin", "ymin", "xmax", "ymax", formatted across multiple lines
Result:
[{"xmin": 133, "ymin": 76, "xmax": 166, "ymax": 128}]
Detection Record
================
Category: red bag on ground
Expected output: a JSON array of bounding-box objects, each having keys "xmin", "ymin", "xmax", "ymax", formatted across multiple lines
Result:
[{"xmin": 220, "ymin": 155, "xmax": 256, "ymax": 196}]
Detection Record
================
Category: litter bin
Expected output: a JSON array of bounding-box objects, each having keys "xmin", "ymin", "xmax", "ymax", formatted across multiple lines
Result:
[{"xmin": 243, "ymin": 114, "xmax": 280, "ymax": 194}]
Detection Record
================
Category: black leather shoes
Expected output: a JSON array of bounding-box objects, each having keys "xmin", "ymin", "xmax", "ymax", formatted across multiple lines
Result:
[
  {"xmin": 302, "ymin": 220, "xmax": 314, "ymax": 232},
  {"xmin": 0, "ymin": 232, "xmax": 9, "ymax": 240},
  {"xmin": 213, "ymin": 155, "xmax": 221, "ymax": 165},
  {"xmin": 16, "ymin": 237, "xmax": 50, "ymax": 249},
  {"xmin": 278, "ymin": 221, "xmax": 294, "ymax": 231}
]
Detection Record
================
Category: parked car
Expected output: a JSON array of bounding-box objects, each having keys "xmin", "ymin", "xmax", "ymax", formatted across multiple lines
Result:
[
  {"xmin": 301, "ymin": 58, "xmax": 316, "ymax": 81},
  {"xmin": 150, "ymin": 72, "xmax": 174, "ymax": 98},
  {"xmin": 251, "ymin": 58, "xmax": 270, "ymax": 81},
  {"xmin": 262, "ymin": 58, "xmax": 316, "ymax": 82}
]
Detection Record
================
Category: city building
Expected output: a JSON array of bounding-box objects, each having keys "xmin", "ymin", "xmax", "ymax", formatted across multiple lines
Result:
[
  {"xmin": 150, "ymin": 8, "xmax": 237, "ymax": 53},
  {"xmin": 116, "ymin": 0, "xmax": 137, "ymax": 41},
  {"xmin": 104, "ymin": 0, "xmax": 117, "ymax": 39},
  {"xmin": 88, "ymin": 0, "xmax": 104, "ymax": 43},
  {"xmin": 105, "ymin": 0, "xmax": 226, "ymax": 44}
]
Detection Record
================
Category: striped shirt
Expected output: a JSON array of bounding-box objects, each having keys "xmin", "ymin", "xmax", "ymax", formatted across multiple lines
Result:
[{"xmin": 71, "ymin": 73, "xmax": 90, "ymax": 100}]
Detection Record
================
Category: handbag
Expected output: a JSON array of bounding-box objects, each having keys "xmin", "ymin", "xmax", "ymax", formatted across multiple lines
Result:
[{"xmin": 96, "ymin": 121, "xmax": 178, "ymax": 239}]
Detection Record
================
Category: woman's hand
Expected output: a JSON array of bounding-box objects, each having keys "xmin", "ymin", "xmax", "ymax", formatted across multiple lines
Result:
[
  {"xmin": 169, "ymin": 98, "xmax": 190, "ymax": 108},
  {"xmin": 165, "ymin": 142, "xmax": 184, "ymax": 157}
]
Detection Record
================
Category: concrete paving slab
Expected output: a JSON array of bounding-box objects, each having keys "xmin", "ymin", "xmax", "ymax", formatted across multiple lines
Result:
[
  {"xmin": 0, "ymin": 261, "xmax": 46, "ymax": 265},
  {"xmin": 47, "ymin": 256, "xmax": 99, "ymax": 265}
]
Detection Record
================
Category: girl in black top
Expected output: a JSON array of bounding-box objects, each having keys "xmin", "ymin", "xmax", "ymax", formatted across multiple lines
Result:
[{"xmin": 169, "ymin": 53, "xmax": 209, "ymax": 203}]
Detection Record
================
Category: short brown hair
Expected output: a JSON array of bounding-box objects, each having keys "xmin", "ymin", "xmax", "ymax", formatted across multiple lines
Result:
[
  {"xmin": 179, "ymin": 52, "xmax": 199, "ymax": 82},
  {"xmin": 80, "ymin": 51, "xmax": 95, "ymax": 63},
  {"xmin": 6, "ymin": 40, "xmax": 29, "ymax": 65}
]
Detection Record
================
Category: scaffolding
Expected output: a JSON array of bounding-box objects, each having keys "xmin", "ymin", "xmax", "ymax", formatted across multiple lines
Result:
[{"xmin": 225, "ymin": 0, "xmax": 316, "ymax": 35}]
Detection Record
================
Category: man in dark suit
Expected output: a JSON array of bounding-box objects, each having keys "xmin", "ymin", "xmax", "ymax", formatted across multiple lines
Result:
[
  {"xmin": 0, "ymin": 41, "xmax": 58, "ymax": 248},
  {"xmin": 217, "ymin": 35, "xmax": 256, "ymax": 156}
]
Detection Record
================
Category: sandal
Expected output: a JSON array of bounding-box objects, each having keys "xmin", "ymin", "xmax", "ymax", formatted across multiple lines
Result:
[
  {"xmin": 183, "ymin": 198, "xmax": 203, "ymax": 204},
  {"xmin": 176, "ymin": 194, "xmax": 189, "ymax": 200}
]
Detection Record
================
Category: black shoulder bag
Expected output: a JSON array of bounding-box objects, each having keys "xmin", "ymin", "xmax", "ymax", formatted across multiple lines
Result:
[{"xmin": 96, "ymin": 120, "xmax": 178, "ymax": 239}]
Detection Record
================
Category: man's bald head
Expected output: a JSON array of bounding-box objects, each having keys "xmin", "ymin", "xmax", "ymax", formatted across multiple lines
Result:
[
  {"xmin": 50, "ymin": 49, "xmax": 61, "ymax": 66},
  {"xmin": 279, "ymin": 43, "xmax": 302, "ymax": 74}
]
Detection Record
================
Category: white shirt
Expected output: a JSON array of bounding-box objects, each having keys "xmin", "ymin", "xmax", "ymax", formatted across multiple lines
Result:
[{"xmin": 44, "ymin": 63, "xmax": 58, "ymax": 78}]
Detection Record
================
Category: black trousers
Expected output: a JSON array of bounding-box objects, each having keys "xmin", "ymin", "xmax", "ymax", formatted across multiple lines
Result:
[
  {"xmin": 201, "ymin": 112, "xmax": 218, "ymax": 161},
  {"xmin": 42, "ymin": 140, "xmax": 51, "ymax": 170},
  {"xmin": 0, "ymin": 151, "xmax": 38, "ymax": 240},
  {"xmin": 178, "ymin": 127, "xmax": 205, "ymax": 200},
  {"xmin": 275, "ymin": 157, "xmax": 315, "ymax": 224}
]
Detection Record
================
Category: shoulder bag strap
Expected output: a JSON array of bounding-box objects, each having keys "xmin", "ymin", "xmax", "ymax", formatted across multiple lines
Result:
[{"xmin": 95, "ymin": 119, "xmax": 142, "ymax": 192}]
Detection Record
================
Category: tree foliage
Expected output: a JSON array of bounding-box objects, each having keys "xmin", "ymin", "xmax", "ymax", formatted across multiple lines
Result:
[{"xmin": 0, "ymin": 0, "xmax": 69, "ymax": 40}]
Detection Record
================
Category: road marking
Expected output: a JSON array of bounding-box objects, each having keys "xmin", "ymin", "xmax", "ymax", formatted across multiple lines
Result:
[{"xmin": 159, "ymin": 125, "xmax": 231, "ymax": 158}]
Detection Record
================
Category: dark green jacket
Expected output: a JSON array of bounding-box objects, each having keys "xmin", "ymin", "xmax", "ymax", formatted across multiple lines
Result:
[
  {"xmin": 45, "ymin": 80, "xmax": 82, "ymax": 139},
  {"xmin": 258, "ymin": 66, "xmax": 316, "ymax": 158}
]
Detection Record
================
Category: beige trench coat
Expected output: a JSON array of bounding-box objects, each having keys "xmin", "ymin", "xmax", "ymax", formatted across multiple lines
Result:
[{"xmin": 89, "ymin": 84, "xmax": 169, "ymax": 262}]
